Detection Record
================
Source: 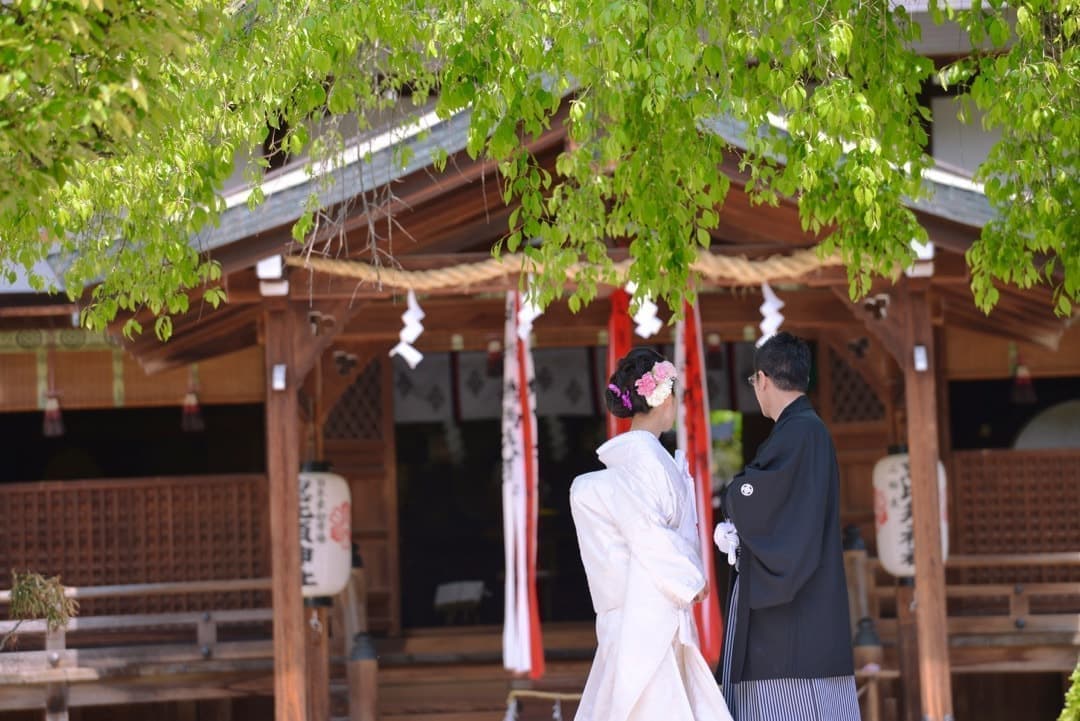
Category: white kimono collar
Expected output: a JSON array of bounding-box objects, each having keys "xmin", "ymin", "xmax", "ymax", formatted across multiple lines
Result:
[{"xmin": 596, "ymin": 430, "xmax": 672, "ymax": 472}]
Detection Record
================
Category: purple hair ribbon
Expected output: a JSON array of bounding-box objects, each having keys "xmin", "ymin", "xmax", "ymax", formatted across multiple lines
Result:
[{"xmin": 607, "ymin": 383, "xmax": 633, "ymax": 410}]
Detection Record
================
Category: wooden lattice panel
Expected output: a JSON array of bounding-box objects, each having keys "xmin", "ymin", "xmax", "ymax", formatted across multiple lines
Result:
[
  {"xmin": 325, "ymin": 360, "xmax": 383, "ymax": 441},
  {"xmin": 0, "ymin": 475, "xmax": 269, "ymax": 615},
  {"xmin": 950, "ymin": 449, "xmax": 1080, "ymax": 586},
  {"xmin": 829, "ymin": 347, "xmax": 885, "ymax": 424}
]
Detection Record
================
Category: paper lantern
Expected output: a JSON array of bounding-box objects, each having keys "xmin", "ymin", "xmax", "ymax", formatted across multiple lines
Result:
[
  {"xmin": 872, "ymin": 449, "xmax": 948, "ymax": 578},
  {"xmin": 299, "ymin": 469, "xmax": 352, "ymax": 598}
]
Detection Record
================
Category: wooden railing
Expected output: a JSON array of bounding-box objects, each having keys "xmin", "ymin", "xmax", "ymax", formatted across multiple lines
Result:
[
  {"xmin": 0, "ymin": 474, "xmax": 270, "ymax": 616},
  {"xmin": 0, "ymin": 571, "xmax": 378, "ymax": 721},
  {"xmin": 0, "ymin": 578, "xmax": 274, "ymax": 717},
  {"xmin": 865, "ymin": 553, "xmax": 1080, "ymax": 676}
]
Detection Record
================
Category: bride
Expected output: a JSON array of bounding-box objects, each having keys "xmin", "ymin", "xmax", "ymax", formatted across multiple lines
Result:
[{"xmin": 570, "ymin": 348, "xmax": 733, "ymax": 721}]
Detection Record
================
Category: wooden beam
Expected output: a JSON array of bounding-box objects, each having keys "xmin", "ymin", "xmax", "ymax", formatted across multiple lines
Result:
[
  {"xmin": 714, "ymin": 180, "xmax": 820, "ymax": 248},
  {"xmin": 899, "ymin": 281, "xmax": 954, "ymax": 721},
  {"xmin": 833, "ymin": 287, "xmax": 907, "ymax": 365},
  {"xmin": 941, "ymin": 294, "xmax": 1064, "ymax": 350},
  {"xmin": 0, "ymin": 302, "xmax": 78, "ymax": 318},
  {"xmin": 334, "ymin": 288, "xmax": 863, "ymax": 347},
  {"xmin": 292, "ymin": 298, "xmax": 368, "ymax": 380},
  {"xmin": 914, "ymin": 211, "xmax": 979, "ymax": 255},
  {"xmin": 128, "ymin": 306, "xmax": 261, "ymax": 374},
  {"xmin": 263, "ymin": 301, "xmax": 307, "ymax": 721}
]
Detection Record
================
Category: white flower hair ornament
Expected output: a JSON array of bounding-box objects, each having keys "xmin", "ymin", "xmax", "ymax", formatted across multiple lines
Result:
[{"xmin": 634, "ymin": 360, "xmax": 678, "ymax": 408}]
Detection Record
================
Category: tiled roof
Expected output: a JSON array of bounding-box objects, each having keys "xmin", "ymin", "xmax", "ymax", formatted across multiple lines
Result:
[
  {"xmin": 19, "ymin": 105, "xmax": 993, "ymax": 296},
  {"xmin": 193, "ymin": 108, "xmax": 475, "ymax": 255},
  {"xmin": 704, "ymin": 115, "xmax": 994, "ymax": 228}
]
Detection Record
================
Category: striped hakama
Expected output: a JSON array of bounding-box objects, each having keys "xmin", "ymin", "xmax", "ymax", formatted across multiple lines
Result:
[{"xmin": 721, "ymin": 578, "xmax": 860, "ymax": 721}]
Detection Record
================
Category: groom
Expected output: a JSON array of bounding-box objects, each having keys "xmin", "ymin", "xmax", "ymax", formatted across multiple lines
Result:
[{"xmin": 716, "ymin": 332, "xmax": 859, "ymax": 721}]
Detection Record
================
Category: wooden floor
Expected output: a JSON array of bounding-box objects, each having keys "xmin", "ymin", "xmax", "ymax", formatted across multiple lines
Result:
[
  {"xmin": 360, "ymin": 624, "xmax": 593, "ymax": 720},
  {"xmin": 2, "ymin": 620, "xmax": 1076, "ymax": 720},
  {"xmin": 372, "ymin": 660, "xmax": 588, "ymax": 720}
]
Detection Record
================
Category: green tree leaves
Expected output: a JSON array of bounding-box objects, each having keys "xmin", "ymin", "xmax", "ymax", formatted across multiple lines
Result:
[
  {"xmin": 941, "ymin": 0, "xmax": 1079, "ymax": 315},
  {"xmin": 0, "ymin": 0, "xmax": 1075, "ymax": 337}
]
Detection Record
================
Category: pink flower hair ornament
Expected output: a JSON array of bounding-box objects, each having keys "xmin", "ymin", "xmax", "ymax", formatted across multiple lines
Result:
[{"xmin": 634, "ymin": 360, "xmax": 677, "ymax": 408}]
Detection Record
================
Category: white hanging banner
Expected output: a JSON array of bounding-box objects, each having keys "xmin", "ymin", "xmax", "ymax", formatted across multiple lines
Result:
[{"xmin": 500, "ymin": 290, "xmax": 545, "ymax": 678}]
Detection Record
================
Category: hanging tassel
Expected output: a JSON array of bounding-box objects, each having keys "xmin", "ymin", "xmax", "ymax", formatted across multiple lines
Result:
[
  {"xmin": 502, "ymin": 698, "xmax": 519, "ymax": 721},
  {"xmin": 181, "ymin": 365, "xmax": 205, "ymax": 432},
  {"xmin": 43, "ymin": 394, "xmax": 64, "ymax": 438},
  {"xmin": 552, "ymin": 699, "xmax": 563, "ymax": 721},
  {"xmin": 181, "ymin": 391, "xmax": 205, "ymax": 432},
  {"xmin": 706, "ymin": 332, "xmax": 725, "ymax": 368},
  {"xmin": 443, "ymin": 419, "xmax": 465, "ymax": 467},
  {"xmin": 42, "ymin": 347, "xmax": 64, "ymax": 438},
  {"xmin": 543, "ymin": 416, "xmax": 568, "ymax": 464},
  {"xmin": 487, "ymin": 339, "xmax": 503, "ymax": 378},
  {"xmin": 1008, "ymin": 342, "xmax": 1037, "ymax": 405}
]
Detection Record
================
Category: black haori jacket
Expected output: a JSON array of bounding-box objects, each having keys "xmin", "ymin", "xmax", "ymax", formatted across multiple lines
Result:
[{"xmin": 719, "ymin": 395, "xmax": 855, "ymax": 683}]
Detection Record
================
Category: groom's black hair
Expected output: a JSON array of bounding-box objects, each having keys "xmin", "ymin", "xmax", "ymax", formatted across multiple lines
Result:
[{"xmin": 754, "ymin": 332, "xmax": 811, "ymax": 392}]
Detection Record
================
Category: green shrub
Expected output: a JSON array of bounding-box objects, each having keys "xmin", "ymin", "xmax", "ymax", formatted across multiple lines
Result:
[{"xmin": 1061, "ymin": 661, "xmax": 1080, "ymax": 721}]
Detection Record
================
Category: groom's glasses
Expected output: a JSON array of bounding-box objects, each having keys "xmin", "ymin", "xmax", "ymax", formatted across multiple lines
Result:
[{"xmin": 747, "ymin": 371, "xmax": 760, "ymax": 387}]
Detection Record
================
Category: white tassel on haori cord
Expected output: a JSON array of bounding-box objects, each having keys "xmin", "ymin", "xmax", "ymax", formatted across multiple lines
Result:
[{"xmin": 502, "ymin": 698, "xmax": 519, "ymax": 721}]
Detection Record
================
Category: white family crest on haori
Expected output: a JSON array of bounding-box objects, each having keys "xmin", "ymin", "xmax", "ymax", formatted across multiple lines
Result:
[{"xmin": 501, "ymin": 290, "xmax": 545, "ymax": 678}]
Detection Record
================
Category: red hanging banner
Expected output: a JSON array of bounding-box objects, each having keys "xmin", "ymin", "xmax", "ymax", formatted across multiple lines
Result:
[
  {"xmin": 677, "ymin": 301, "xmax": 724, "ymax": 666},
  {"xmin": 515, "ymin": 293, "xmax": 546, "ymax": 680},
  {"xmin": 606, "ymin": 288, "xmax": 633, "ymax": 439}
]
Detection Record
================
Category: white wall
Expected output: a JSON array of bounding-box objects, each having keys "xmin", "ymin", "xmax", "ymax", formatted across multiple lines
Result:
[{"xmin": 930, "ymin": 95, "xmax": 1001, "ymax": 175}]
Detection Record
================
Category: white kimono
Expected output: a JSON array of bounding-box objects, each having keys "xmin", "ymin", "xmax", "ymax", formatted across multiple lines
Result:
[{"xmin": 570, "ymin": 430, "xmax": 733, "ymax": 721}]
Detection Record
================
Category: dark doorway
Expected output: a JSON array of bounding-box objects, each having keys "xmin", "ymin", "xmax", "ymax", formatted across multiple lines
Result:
[
  {"xmin": 395, "ymin": 415, "xmax": 606, "ymax": 629},
  {"xmin": 0, "ymin": 405, "xmax": 265, "ymax": 482}
]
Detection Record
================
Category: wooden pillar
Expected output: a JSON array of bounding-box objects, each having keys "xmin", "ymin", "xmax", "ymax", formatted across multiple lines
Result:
[
  {"xmin": 43, "ymin": 628, "xmax": 68, "ymax": 721},
  {"xmin": 345, "ymin": 560, "xmax": 378, "ymax": 721},
  {"xmin": 899, "ymin": 283, "xmax": 953, "ymax": 720},
  {"xmin": 264, "ymin": 302, "xmax": 308, "ymax": 721},
  {"xmin": 895, "ymin": 579, "xmax": 921, "ymax": 721},
  {"xmin": 305, "ymin": 601, "xmax": 331, "ymax": 721}
]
